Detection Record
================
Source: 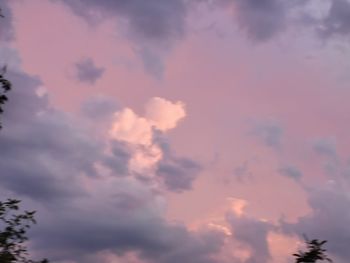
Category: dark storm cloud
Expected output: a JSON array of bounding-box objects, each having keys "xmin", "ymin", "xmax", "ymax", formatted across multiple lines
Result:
[
  {"xmin": 59, "ymin": 0, "xmax": 187, "ymax": 43},
  {"xmin": 75, "ymin": 58, "xmax": 105, "ymax": 85}
]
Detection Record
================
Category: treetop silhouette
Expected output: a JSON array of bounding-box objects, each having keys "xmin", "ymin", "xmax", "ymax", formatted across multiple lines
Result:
[{"xmin": 293, "ymin": 235, "xmax": 332, "ymax": 263}]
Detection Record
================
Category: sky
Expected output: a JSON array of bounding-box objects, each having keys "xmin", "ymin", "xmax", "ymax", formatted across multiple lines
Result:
[{"xmin": 1, "ymin": 0, "xmax": 350, "ymax": 262}]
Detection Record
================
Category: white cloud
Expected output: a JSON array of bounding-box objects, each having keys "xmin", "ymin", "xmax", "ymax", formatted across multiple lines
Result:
[
  {"xmin": 110, "ymin": 108, "xmax": 153, "ymax": 146},
  {"xmin": 145, "ymin": 97, "xmax": 186, "ymax": 131},
  {"xmin": 109, "ymin": 97, "xmax": 186, "ymax": 175}
]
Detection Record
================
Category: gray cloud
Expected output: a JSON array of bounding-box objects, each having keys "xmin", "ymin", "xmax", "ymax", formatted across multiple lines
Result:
[
  {"xmin": 157, "ymin": 156, "xmax": 202, "ymax": 192},
  {"xmin": 32, "ymin": 209, "xmax": 227, "ymax": 263},
  {"xmin": 0, "ymin": 71, "xmax": 106, "ymax": 202},
  {"xmin": 138, "ymin": 47, "xmax": 165, "ymax": 80},
  {"xmin": 280, "ymin": 184, "xmax": 350, "ymax": 263},
  {"xmin": 80, "ymin": 95, "xmax": 119, "ymax": 120},
  {"xmin": 227, "ymin": 212, "xmax": 273, "ymax": 263},
  {"xmin": 59, "ymin": 0, "xmax": 187, "ymax": 43},
  {"xmin": 278, "ymin": 164, "xmax": 303, "ymax": 180},
  {"xmin": 154, "ymin": 131, "xmax": 202, "ymax": 192},
  {"xmin": 250, "ymin": 120, "xmax": 284, "ymax": 149},
  {"xmin": 233, "ymin": 160, "xmax": 254, "ymax": 183},
  {"xmin": 75, "ymin": 58, "xmax": 105, "ymax": 85},
  {"xmin": 60, "ymin": 0, "xmax": 187, "ymax": 79},
  {"xmin": 232, "ymin": 0, "xmax": 287, "ymax": 41},
  {"xmin": 318, "ymin": 0, "xmax": 350, "ymax": 39},
  {"xmin": 312, "ymin": 137, "xmax": 338, "ymax": 159},
  {"xmin": 0, "ymin": 69, "xmax": 230, "ymax": 263},
  {"xmin": 210, "ymin": 0, "xmax": 350, "ymax": 43},
  {"xmin": 0, "ymin": 0, "xmax": 14, "ymax": 41}
]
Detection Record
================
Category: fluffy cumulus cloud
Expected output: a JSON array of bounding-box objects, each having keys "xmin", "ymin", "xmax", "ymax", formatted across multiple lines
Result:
[
  {"xmin": 75, "ymin": 57, "xmax": 105, "ymax": 85},
  {"xmin": 145, "ymin": 97, "xmax": 186, "ymax": 132},
  {"xmin": 108, "ymin": 97, "xmax": 197, "ymax": 190}
]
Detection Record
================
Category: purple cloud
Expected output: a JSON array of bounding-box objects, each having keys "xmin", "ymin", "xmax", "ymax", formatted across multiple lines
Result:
[{"xmin": 75, "ymin": 58, "xmax": 105, "ymax": 85}]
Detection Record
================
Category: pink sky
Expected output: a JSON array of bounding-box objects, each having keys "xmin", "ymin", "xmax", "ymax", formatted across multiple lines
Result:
[{"xmin": 1, "ymin": 0, "xmax": 350, "ymax": 262}]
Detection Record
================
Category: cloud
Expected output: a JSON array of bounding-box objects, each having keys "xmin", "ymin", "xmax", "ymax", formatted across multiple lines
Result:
[
  {"xmin": 57, "ymin": 0, "xmax": 188, "ymax": 79},
  {"xmin": 80, "ymin": 95, "xmax": 120, "ymax": 120},
  {"xmin": 232, "ymin": 0, "xmax": 287, "ymax": 41},
  {"xmin": 227, "ymin": 208, "xmax": 274, "ymax": 263},
  {"xmin": 32, "ymin": 203, "xmax": 227, "ymax": 263},
  {"xmin": 108, "ymin": 97, "xmax": 186, "ymax": 174},
  {"xmin": 207, "ymin": 0, "xmax": 287, "ymax": 41},
  {"xmin": 280, "ymin": 183, "xmax": 350, "ymax": 263},
  {"xmin": 278, "ymin": 164, "xmax": 303, "ymax": 180},
  {"xmin": 0, "ymin": 68, "xmax": 228, "ymax": 263},
  {"xmin": 0, "ymin": 0, "xmax": 15, "ymax": 41},
  {"xmin": 58, "ymin": 0, "xmax": 187, "ymax": 43},
  {"xmin": 108, "ymin": 98, "xmax": 199, "ymax": 192},
  {"xmin": 145, "ymin": 97, "xmax": 186, "ymax": 132},
  {"xmin": 318, "ymin": 0, "xmax": 350, "ymax": 39},
  {"xmin": 157, "ymin": 155, "xmax": 202, "ymax": 192},
  {"xmin": 312, "ymin": 137, "xmax": 338, "ymax": 159},
  {"xmin": 110, "ymin": 108, "xmax": 154, "ymax": 147},
  {"xmin": 75, "ymin": 58, "xmax": 105, "ymax": 85},
  {"xmin": 138, "ymin": 47, "xmax": 165, "ymax": 80},
  {"xmin": 250, "ymin": 120, "xmax": 284, "ymax": 149},
  {"xmin": 233, "ymin": 161, "xmax": 253, "ymax": 183},
  {"xmin": 0, "ymin": 71, "xmax": 111, "ymax": 202}
]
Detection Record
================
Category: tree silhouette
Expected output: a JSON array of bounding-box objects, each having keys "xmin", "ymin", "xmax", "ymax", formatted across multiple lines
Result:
[
  {"xmin": 0, "ymin": 7, "xmax": 12, "ymax": 129},
  {"xmin": 0, "ymin": 199, "xmax": 48, "ymax": 263},
  {"xmin": 0, "ymin": 66, "xmax": 11, "ymax": 129},
  {"xmin": 293, "ymin": 235, "xmax": 332, "ymax": 263}
]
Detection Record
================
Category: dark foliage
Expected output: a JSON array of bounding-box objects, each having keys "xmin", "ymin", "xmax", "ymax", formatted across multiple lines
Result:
[
  {"xmin": 0, "ymin": 6, "xmax": 12, "ymax": 129},
  {"xmin": 0, "ymin": 66, "xmax": 11, "ymax": 129},
  {"xmin": 293, "ymin": 235, "xmax": 332, "ymax": 263},
  {"xmin": 0, "ymin": 199, "xmax": 48, "ymax": 263}
]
